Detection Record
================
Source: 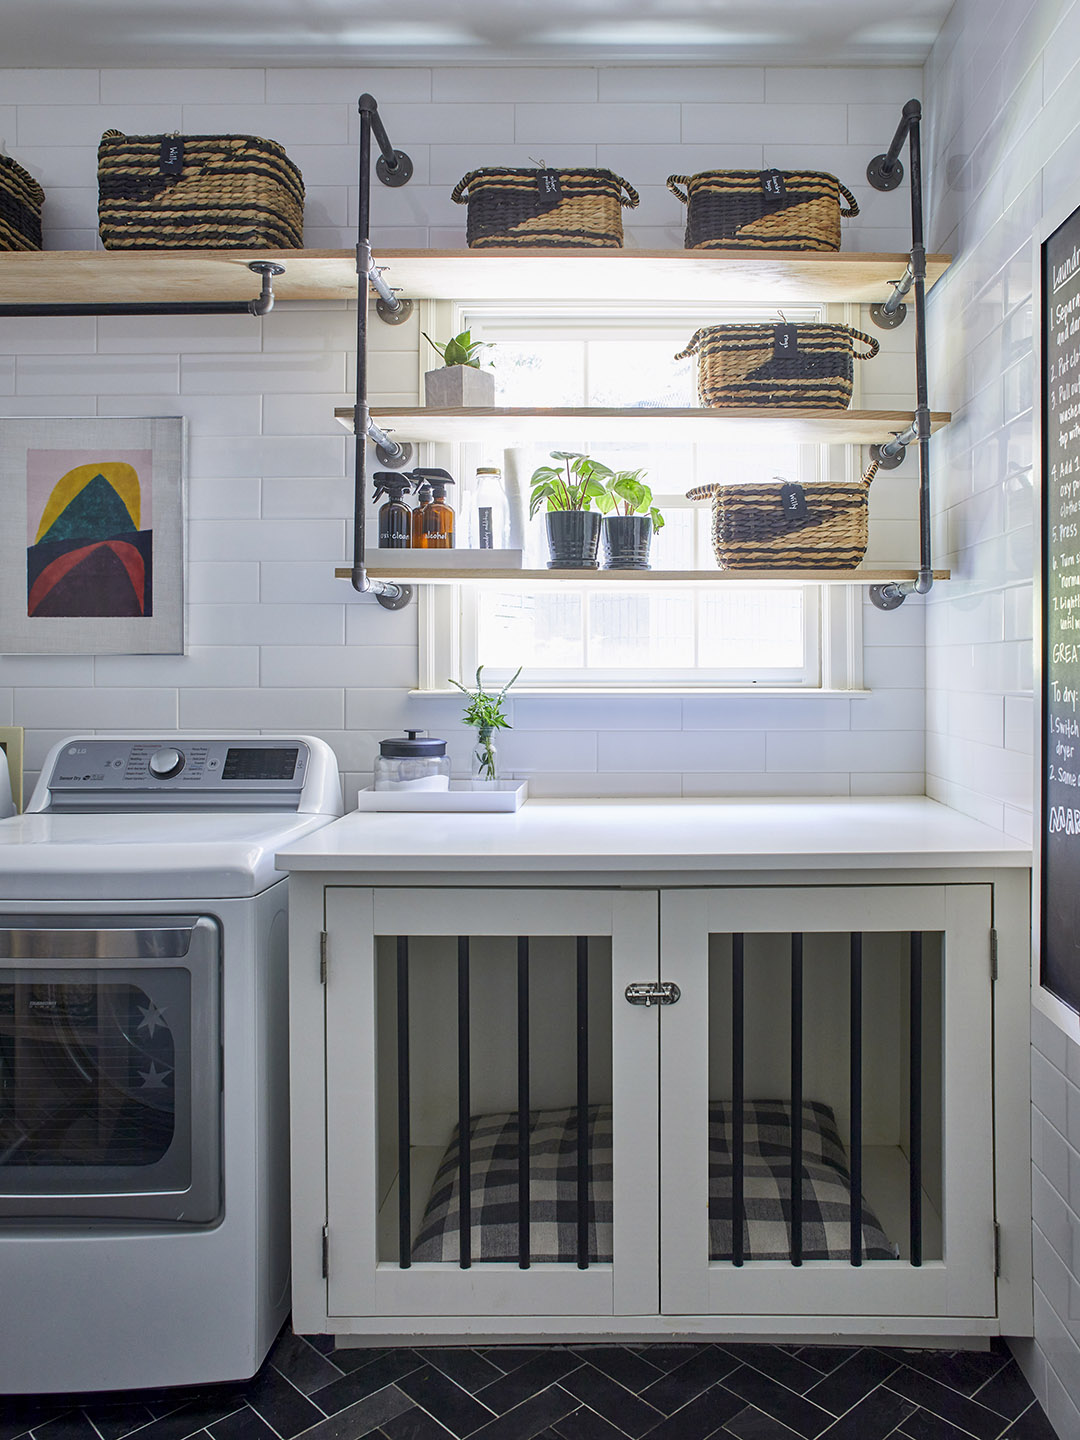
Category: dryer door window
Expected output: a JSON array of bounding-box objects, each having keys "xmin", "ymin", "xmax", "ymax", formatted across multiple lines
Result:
[{"xmin": 0, "ymin": 915, "xmax": 221, "ymax": 1224}]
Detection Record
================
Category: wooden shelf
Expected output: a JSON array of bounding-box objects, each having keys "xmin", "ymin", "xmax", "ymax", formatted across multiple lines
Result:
[
  {"xmin": 339, "ymin": 406, "xmax": 950, "ymax": 445},
  {"xmin": 335, "ymin": 564, "xmax": 950, "ymax": 585},
  {"xmin": 0, "ymin": 247, "xmax": 950, "ymax": 306}
]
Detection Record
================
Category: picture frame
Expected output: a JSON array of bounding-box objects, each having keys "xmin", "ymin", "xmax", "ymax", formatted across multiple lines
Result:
[{"xmin": 0, "ymin": 416, "xmax": 186, "ymax": 655}]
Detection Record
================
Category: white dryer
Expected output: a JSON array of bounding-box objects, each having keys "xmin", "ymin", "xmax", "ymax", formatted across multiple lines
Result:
[{"xmin": 0, "ymin": 735, "xmax": 342, "ymax": 1394}]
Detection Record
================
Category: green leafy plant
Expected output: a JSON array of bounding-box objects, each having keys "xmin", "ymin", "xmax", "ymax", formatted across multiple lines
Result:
[
  {"xmin": 448, "ymin": 664, "xmax": 522, "ymax": 781},
  {"xmin": 528, "ymin": 451, "xmax": 610, "ymax": 515},
  {"xmin": 594, "ymin": 467, "xmax": 665, "ymax": 530},
  {"xmin": 422, "ymin": 328, "xmax": 493, "ymax": 369}
]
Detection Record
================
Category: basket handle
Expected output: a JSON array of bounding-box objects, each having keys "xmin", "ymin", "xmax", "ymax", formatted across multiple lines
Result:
[
  {"xmin": 451, "ymin": 171, "xmax": 481, "ymax": 205},
  {"xmin": 860, "ymin": 456, "xmax": 879, "ymax": 488},
  {"xmin": 666, "ymin": 175, "xmax": 690, "ymax": 205},
  {"xmin": 674, "ymin": 329, "xmax": 708, "ymax": 361},
  {"xmin": 838, "ymin": 181, "xmax": 859, "ymax": 218},
  {"xmin": 849, "ymin": 327, "xmax": 880, "ymax": 360},
  {"xmin": 613, "ymin": 174, "xmax": 640, "ymax": 209},
  {"xmin": 685, "ymin": 484, "xmax": 717, "ymax": 501}
]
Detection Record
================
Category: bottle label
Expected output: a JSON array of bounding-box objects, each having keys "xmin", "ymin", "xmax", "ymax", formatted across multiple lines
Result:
[{"xmin": 478, "ymin": 506, "xmax": 493, "ymax": 549}]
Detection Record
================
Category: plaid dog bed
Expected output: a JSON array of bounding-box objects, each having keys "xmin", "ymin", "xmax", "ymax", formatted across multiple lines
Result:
[{"xmin": 411, "ymin": 1100, "xmax": 896, "ymax": 1264}]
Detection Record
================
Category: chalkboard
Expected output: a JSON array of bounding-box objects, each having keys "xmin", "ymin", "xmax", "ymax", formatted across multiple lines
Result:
[{"xmin": 1041, "ymin": 202, "xmax": 1080, "ymax": 1013}]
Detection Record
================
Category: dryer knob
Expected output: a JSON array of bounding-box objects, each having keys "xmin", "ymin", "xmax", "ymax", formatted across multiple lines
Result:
[{"xmin": 148, "ymin": 747, "xmax": 185, "ymax": 779}]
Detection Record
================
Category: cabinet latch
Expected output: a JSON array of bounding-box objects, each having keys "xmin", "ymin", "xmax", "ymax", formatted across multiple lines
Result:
[{"xmin": 624, "ymin": 981, "xmax": 681, "ymax": 1007}]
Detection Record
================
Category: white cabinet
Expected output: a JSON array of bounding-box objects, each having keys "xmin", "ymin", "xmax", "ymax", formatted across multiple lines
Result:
[{"xmin": 286, "ymin": 857, "xmax": 1028, "ymax": 1345}]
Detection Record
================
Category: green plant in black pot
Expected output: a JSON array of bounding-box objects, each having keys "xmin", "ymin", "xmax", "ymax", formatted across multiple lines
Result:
[
  {"xmin": 596, "ymin": 467, "xmax": 665, "ymax": 569},
  {"xmin": 528, "ymin": 451, "xmax": 609, "ymax": 569}
]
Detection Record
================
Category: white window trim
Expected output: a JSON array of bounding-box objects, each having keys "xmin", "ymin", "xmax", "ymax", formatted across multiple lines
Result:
[{"xmin": 414, "ymin": 298, "xmax": 868, "ymax": 697}]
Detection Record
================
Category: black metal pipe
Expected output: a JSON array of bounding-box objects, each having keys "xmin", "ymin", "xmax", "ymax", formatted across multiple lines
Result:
[
  {"xmin": 396, "ymin": 935, "xmax": 411, "ymax": 1268},
  {"xmin": 909, "ymin": 932, "xmax": 923, "ymax": 1267},
  {"xmin": 790, "ymin": 933, "xmax": 803, "ymax": 1267},
  {"xmin": 360, "ymin": 93, "xmax": 402, "ymax": 174},
  {"xmin": 732, "ymin": 933, "xmax": 745, "ymax": 1267},
  {"xmin": 849, "ymin": 933, "xmax": 863, "ymax": 1266},
  {"xmin": 880, "ymin": 97, "xmax": 921, "ymax": 175},
  {"xmin": 0, "ymin": 259, "xmax": 283, "ymax": 319},
  {"xmin": 457, "ymin": 936, "xmax": 471, "ymax": 1269},
  {"xmin": 907, "ymin": 108, "xmax": 933, "ymax": 594},
  {"xmin": 517, "ymin": 936, "xmax": 531, "ymax": 1269},
  {"xmin": 351, "ymin": 102, "xmax": 374, "ymax": 595},
  {"xmin": 576, "ymin": 935, "xmax": 590, "ymax": 1270}
]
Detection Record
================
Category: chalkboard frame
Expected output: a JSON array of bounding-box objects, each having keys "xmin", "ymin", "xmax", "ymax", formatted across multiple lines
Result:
[{"xmin": 1035, "ymin": 186, "xmax": 1080, "ymax": 1041}]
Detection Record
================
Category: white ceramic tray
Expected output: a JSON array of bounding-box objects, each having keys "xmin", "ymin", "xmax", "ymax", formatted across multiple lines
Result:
[{"xmin": 355, "ymin": 780, "xmax": 528, "ymax": 813}]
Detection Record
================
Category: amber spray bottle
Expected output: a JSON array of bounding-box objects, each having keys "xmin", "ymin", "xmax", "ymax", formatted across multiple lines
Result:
[
  {"xmin": 411, "ymin": 467, "xmax": 456, "ymax": 548},
  {"xmin": 373, "ymin": 471, "xmax": 414, "ymax": 548}
]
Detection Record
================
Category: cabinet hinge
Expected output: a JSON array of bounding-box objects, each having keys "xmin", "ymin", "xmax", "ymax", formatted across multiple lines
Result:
[
  {"xmin": 322, "ymin": 1223, "xmax": 329, "ymax": 1278},
  {"xmin": 320, "ymin": 931, "xmax": 328, "ymax": 985},
  {"xmin": 994, "ymin": 1221, "xmax": 1001, "ymax": 1277},
  {"xmin": 990, "ymin": 929, "xmax": 999, "ymax": 983}
]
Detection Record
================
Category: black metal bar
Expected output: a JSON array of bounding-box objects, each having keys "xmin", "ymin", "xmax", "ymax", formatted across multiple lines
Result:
[
  {"xmin": 790, "ymin": 933, "xmax": 803, "ymax": 1267},
  {"xmin": 907, "ymin": 106, "xmax": 933, "ymax": 596},
  {"xmin": 351, "ymin": 102, "xmax": 373, "ymax": 595},
  {"xmin": 396, "ymin": 935, "xmax": 411, "ymax": 1268},
  {"xmin": 849, "ymin": 933, "xmax": 863, "ymax": 1266},
  {"xmin": 576, "ymin": 935, "xmax": 590, "ymax": 1270},
  {"xmin": 909, "ymin": 931, "xmax": 923, "ymax": 1267},
  {"xmin": 361, "ymin": 93, "xmax": 401, "ymax": 173},
  {"xmin": 0, "ymin": 259, "xmax": 283, "ymax": 319},
  {"xmin": 457, "ymin": 936, "xmax": 471, "ymax": 1269},
  {"xmin": 881, "ymin": 97, "xmax": 920, "ymax": 175},
  {"xmin": 517, "ymin": 936, "xmax": 531, "ymax": 1269},
  {"xmin": 732, "ymin": 933, "xmax": 745, "ymax": 1267}
]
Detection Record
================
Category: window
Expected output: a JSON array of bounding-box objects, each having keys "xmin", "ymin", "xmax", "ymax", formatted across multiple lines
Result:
[{"xmin": 418, "ymin": 303, "xmax": 864, "ymax": 694}]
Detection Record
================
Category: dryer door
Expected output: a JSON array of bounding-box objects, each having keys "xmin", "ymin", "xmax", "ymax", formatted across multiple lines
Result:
[{"xmin": 0, "ymin": 915, "xmax": 221, "ymax": 1223}]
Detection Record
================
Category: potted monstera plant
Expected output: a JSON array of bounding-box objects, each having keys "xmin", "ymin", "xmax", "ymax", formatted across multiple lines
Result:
[
  {"xmin": 596, "ymin": 467, "xmax": 665, "ymax": 569},
  {"xmin": 528, "ymin": 451, "xmax": 609, "ymax": 569},
  {"xmin": 422, "ymin": 328, "xmax": 495, "ymax": 407}
]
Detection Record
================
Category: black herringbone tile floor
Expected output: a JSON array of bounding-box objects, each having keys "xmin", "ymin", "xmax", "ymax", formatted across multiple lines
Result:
[{"xmin": 0, "ymin": 1330, "xmax": 1058, "ymax": 1440}]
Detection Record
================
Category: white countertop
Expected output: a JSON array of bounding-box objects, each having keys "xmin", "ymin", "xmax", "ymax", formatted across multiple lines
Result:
[{"xmin": 275, "ymin": 797, "xmax": 1031, "ymax": 875}]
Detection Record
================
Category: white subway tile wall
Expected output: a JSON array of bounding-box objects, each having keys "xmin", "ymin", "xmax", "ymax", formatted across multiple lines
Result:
[
  {"xmin": 925, "ymin": 3, "xmax": 1080, "ymax": 1432},
  {"xmin": 0, "ymin": 62, "xmax": 923, "ymax": 803}
]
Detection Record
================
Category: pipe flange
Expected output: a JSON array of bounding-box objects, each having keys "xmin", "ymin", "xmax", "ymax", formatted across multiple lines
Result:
[
  {"xmin": 375, "ymin": 583, "xmax": 414, "ymax": 611},
  {"xmin": 869, "ymin": 441, "xmax": 907, "ymax": 471},
  {"xmin": 869, "ymin": 301, "xmax": 907, "ymax": 330},
  {"xmin": 247, "ymin": 261, "xmax": 286, "ymax": 278},
  {"xmin": 374, "ymin": 439, "xmax": 414, "ymax": 469},
  {"xmin": 377, "ymin": 150, "xmax": 414, "ymax": 188},
  {"xmin": 868, "ymin": 584, "xmax": 907, "ymax": 611},
  {"xmin": 866, "ymin": 153, "xmax": 904, "ymax": 191},
  {"xmin": 376, "ymin": 295, "xmax": 414, "ymax": 325}
]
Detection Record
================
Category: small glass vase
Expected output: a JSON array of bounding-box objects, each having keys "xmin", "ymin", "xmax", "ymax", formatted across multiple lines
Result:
[{"xmin": 471, "ymin": 726, "xmax": 498, "ymax": 783}]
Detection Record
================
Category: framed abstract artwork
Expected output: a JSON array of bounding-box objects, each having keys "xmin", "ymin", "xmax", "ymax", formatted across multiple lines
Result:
[{"xmin": 0, "ymin": 416, "xmax": 185, "ymax": 654}]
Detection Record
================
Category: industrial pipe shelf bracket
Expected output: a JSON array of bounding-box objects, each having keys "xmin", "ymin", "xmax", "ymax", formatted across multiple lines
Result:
[
  {"xmin": 350, "ymin": 94, "xmax": 418, "ymax": 606},
  {"xmin": 865, "ymin": 99, "xmax": 935, "ymax": 611},
  {"xmin": 0, "ymin": 259, "xmax": 285, "ymax": 319}
]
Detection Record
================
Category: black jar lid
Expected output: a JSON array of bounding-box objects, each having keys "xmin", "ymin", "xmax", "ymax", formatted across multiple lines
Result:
[{"xmin": 379, "ymin": 729, "xmax": 447, "ymax": 758}]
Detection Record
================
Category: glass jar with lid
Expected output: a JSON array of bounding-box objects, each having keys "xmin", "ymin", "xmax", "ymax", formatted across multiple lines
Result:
[{"xmin": 374, "ymin": 730, "xmax": 451, "ymax": 791}]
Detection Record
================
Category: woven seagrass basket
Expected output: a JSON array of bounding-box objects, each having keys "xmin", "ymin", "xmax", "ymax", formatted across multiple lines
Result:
[
  {"xmin": 0, "ymin": 155, "xmax": 45, "ymax": 251},
  {"xmin": 675, "ymin": 322, "xmax": 879, "ymax": 411},
  {"xmin": 98, "ymin": 131, "xmax": 304, "ymax": 250},
  {"xmin": 667, "ymin": 169, "xmax": 858, "ymax": 252},
  {"xmin": 452, "ymin": 167, "xmax": 638, "ymax": 249},
  {"xmin": 687, "ymin": 465, "xmax": 877, "ymax": 571}
]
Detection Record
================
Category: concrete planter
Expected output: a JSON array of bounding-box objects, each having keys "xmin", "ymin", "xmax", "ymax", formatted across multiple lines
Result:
[{"xmin": 424, "ymin": 365, "xmax": 495, "ymax": 407}]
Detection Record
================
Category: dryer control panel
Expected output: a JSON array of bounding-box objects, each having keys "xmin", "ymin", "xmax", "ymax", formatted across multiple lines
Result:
[{"xmin": 29, "ymin": 736, "xmax": 342, "ymax": 815}]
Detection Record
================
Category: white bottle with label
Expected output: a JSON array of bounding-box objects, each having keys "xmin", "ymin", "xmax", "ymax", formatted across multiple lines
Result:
[{"xmin": 473, "ymin": 466, "xmax": 511, "ymax": 549}]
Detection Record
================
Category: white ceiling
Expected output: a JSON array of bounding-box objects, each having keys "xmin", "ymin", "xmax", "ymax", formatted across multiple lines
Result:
[{"xmin": 1, "ymin": 0, "xmax": 952, "ymax": 69}]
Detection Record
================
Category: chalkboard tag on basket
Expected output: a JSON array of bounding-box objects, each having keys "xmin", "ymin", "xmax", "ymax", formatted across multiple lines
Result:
[
  {"xmin": 159, "ymin": 137, "xmax": 184, "ymax": 175},
  {"xmin": 774, "ymin": 323, "xmax": 798, "ymax": 358},
  {"xmin": 780, "ymin": 482, "xmax": 809, "ymax": 520},
  {"xmin": 537, "ymin": 169, "xmax": 563, "ymax": 200},
  {"xmin": 759, "ymin": 169, "xmax": 787, "ymax": 198}
]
